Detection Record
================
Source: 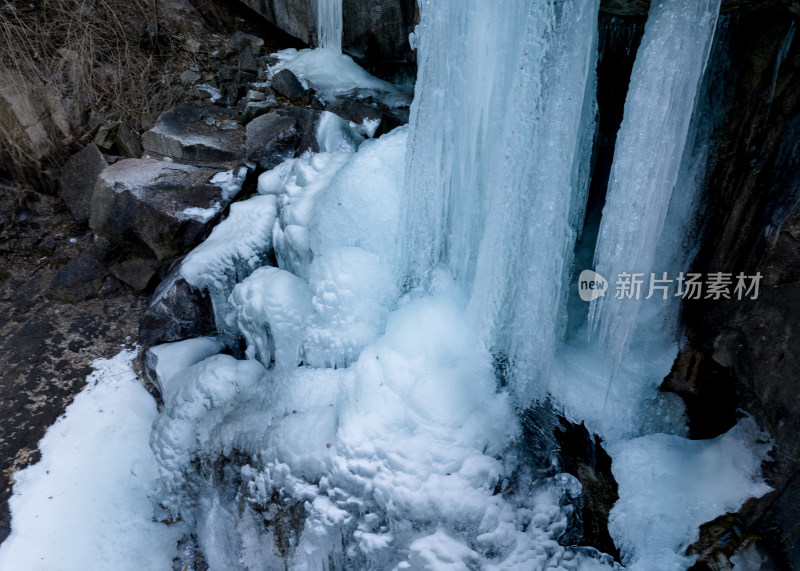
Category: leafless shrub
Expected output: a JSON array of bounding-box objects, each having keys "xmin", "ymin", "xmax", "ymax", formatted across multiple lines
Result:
[{"xmin": 0, "ymin": 0, "xmax": 205, "ymax": 171}]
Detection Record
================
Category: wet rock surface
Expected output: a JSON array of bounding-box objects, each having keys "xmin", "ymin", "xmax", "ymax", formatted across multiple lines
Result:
[
  {"xmin": 659, "ymin": 9, "xmax": 800, "ymax": 569},
  {"xmin": 138, "ymin": 271, "xmax": 215, "ymax": 348}
]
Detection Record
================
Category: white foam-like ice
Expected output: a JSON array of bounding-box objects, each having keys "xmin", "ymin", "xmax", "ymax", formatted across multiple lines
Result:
[
  {"xmin": 147, "ymin": 336, "xmax": 223, "ymax": 395},
  {"xmin": 0, "ymin": 351, "xmax": 185, "ymax": 570},
  {"xmin": 232, "ymin": 266, "xmax": 315, "ymax": 369},
  {"xmin": 262, "ymin": 152, "xmax": 352, "ymax": 278},
  {"xmin": 270, "ymin": 48, "xmax": 411, "ymax": 108},
  {"xmin": 608, "ymin": 418, "xmax": 773, "ymax": 569}
]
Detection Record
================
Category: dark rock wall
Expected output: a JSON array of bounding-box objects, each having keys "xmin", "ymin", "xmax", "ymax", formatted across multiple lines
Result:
[
  {"xmin": 235, "ymin": 0, "xmax": 418, "ymax": 75},
  {"xmin": 583, "ymin": 3, "xmax": 800, "ymax": 565},
  {"xmin": 657, "ymin": 7, "xmax": 800, "ymax": 568}
]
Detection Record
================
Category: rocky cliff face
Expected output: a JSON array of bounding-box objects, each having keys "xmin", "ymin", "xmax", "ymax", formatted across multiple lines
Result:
[
  {"xmin": 659, "ymin": 7, "xmax": 800, "ymax": 569},
  {"xmin": 236, "ymin": 0, "xmax": 418, "ymax": 77},
  {"xmin": 582, "ymin": 3, "xmax": 800, "ymax": 566}
]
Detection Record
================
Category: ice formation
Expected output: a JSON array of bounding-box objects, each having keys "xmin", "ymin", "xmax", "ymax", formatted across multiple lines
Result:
[
  {"xmin": 143, "ymin": 0, "xmax": 772, "ymax": 568},
  {"xmin": 1, "ymin": 1, "xmax": 776, "ymax": 570},
  {"xmin": 588, "ymin": 0, "xmax": 722, "ymax": 376},
  {"xmin": 317, "ymin": 0, "xmax": 343, "ymax": 54},
  {"xmin": 270, "ymin": 48, "xmax": 411, "ymax": 108}
]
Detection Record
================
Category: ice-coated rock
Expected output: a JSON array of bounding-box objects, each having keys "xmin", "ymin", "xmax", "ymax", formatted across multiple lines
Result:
[
  {"xmin": 141, "ymin": 103, "xmax": 245, "ymax": 167},
  {"xmin": 138, "ymin": 268, "xmax": 216, "ymax": 347},
  {"xmin": 89, "ymin": 158, "xmax": 244, "ymax": 261},
  {"xmin": 180, "ymin": 194, "xmax": 279, "ymax": 346}
]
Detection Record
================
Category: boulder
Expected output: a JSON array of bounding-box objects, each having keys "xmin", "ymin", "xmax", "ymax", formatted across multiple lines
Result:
[
  {"xmin": 273, "ymin": 107, "xmax": 321, "ymax": 153},
  {"xmin": 238, "ymin": 46, "xmax": 260, "ymax": 74},
  {"xmin": 270, "ymin": 69, "xmax": 310, "ymax": 103},
  {"xmin": 109, "ymin": 256, "xmax": 161, "ymax": 291},
  {"xmin": 93, "ymin": 121, "xmax": 143, "ymax": 158},
  {"xmin": 141, "ymin": 103, "xmax": 245, "ymax": 167},
  {"xmin": 89, "ymin": 158, "xmax": 239, "ymax": 261},
  {"xmin": 241, "ymin": 101, "xmax": 272, "ymax": 124},
  {"xmin": 59, "ymin": 143, "xmax": 108, "ymax": 223},
  {"xmin": 245, "ymin": 112, "xmax": 301, "ymax": 169},
  {"xmin": 229, "ymin": 31, "xmax": 265, "ymax": 55},
  {"xmin": 138, "ymin": 270, "xmax": 216, "ymax": 347},
  {"xmin": 0, "ymin": 79, "xmax": 59, "ymax": 163},
  {"xmin": 329, "ymin": 97, "xmax": 405, "ymax": 138},
  {"xmin": 48, "ymin": 245, "xmax": 108, "ymax": 302}
]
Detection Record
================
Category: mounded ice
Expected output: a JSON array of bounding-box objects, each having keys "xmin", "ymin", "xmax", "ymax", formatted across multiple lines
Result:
[
  {"xmin": 270, "ymin": 48, "xmax": 411, "ymax": 108},
  {"xmin": 232, "ymin": 266, "xmax": 315, "ymax": 369},
  {"xmin": 180, "ymin": 195, "xmax": 278, "ymax": 345}
]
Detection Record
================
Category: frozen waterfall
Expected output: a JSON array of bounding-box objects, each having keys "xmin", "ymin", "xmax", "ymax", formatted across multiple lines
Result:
[
  {"xmin": 317, "ymin": 0, "xmax": 343, "ymax": 53},
  {"xmin": 400, "ymin": 0, "xmax": 600, "ymax": 403},
  {"xmin": 587, "ymin": 0, "xmax": 722, "ymax": 377},
  {"xmin": 135, "ymin": 0, "xmax": 772, "ymax": 569}
]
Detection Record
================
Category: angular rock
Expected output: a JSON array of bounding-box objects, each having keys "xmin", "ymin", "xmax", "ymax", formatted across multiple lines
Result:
[
  {"xmin": 238, "ymin": 46, "xmax": 259, "ymax": 74},
  {"xmin": 0, "ymin": 78, "xmax": 59, "ymax": 162},
  {"xmin": 114, "ymin": 122, "xmax": 143, "ymax": 159},
  {"xmin": 245, "ymin": 112, "xmax": 300, "ymax": 169},
  {"xmin": 229, "ymin": 31, "xmax": 265, "ymax": 55},
  {"xmin": 138, "ymin": 271, "xmax": 215, "ymax": 347},
  {"xmin": 59, "ymin": 143, "xmax": 108, "ymax": 223},
  {"xmin": 48, "ymin": 246, "xmax": 107, "ymax": 302},
  {"xmin": 270, "ymin": 69, "xmax": 309, "ymax": 103},
  {"xmin": 89, "ymin": 158, "xmax": 239, "ymax": 261},
  {"xmin": 241, "ymin": 101, "xmax": 272, "ymax": 124},
  {"xmin": 94, "ymin": 123, "xmax": 116, "ymax": 151},
  {"xmin": 93, "ymin": 121, "xmax": 143, "ymax": 158},
  {"xmin": 141, "ymin": 103, "xmax": 245, "ymax": 167},
  {"xmin": 110, "ymin": 256, "xmax": 161, "ymax": 291}
]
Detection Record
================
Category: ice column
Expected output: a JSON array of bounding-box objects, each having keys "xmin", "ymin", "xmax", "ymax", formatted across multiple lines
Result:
[
  {"xmin": 317, "ymin": 0, "xmax": 343, "ymax": 53},
  {"xmin": 588, "ymin": 0, "xmax": 721, "ymax": 374},
  {"xmin": 399, "ymin": 0, "xmax": 600, "ymax": 403}
]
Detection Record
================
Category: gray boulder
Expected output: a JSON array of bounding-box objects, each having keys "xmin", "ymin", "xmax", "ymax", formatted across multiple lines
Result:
[
  {"xmin": 48, "ymin": 245, "xmax": 108, "ymax": 302},
  {"xmin": 142, "ymin": 103, "xmax": 245, "ymax": 167},
  {"xmin": 138, "ymin": 270, "xmax": 216, "ymax": 347},
  {"xmin": 109, "ymin": 256, "xmax": 161, "ymax": 291},
  {"xmin": 245, "ymin": 112, "xmax": 301, "ymax": 169},
  {"xmin": 59, "ymin": 143, "xmax": 108, "ymax": 223},
  {"xmin": 89, "ymin": 158, "xmax": 239, "ymax": 261},
  {"xmin": 271, "ymin": 69, "xmax": 310, "ymax": 103}
]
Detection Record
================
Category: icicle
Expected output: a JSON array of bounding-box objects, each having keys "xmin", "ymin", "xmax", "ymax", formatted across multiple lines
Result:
[
  {"xmin": 317, "ymin": 0, "xmax": 343, "ymax": 53},
  {"xmin": 588, "ymin": 0, "xmax": 721, "ymax": 376}
]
